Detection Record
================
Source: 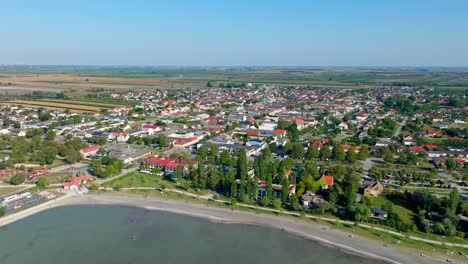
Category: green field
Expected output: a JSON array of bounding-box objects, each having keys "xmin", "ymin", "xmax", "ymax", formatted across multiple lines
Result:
[
  {"xmin": 1, "ymin": 66, "xmax": 468, "ymax": 91},
  {"xmin": 372, "ymin": 196, "xmax": 415, "ymax": 225}
]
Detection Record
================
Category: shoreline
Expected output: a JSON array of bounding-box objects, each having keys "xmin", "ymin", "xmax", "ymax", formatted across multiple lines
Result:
[{"xmin": 0, "ymin": 193, "xmax": 456, "ymax": 263}]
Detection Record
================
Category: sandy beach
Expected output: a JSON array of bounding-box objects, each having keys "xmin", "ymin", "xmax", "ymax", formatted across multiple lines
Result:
[{"xmin": 0, "ymin": 193, "xmax": 458, "ymax": 264}]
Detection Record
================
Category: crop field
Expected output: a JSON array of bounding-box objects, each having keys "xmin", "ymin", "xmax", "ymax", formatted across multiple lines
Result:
[
  {"xmin": 36, "ymin": 99, "xmax": 121, "ymax": 108},
  {"xmin": 4, "ymin": 100, "xmax": 107, "ymax": 113},
  {"xmin": 1, "ymin": 66, "xmax": 468, "ymax": 92}
]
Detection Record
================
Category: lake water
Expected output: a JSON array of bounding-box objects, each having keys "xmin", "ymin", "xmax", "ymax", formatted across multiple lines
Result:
[{"xmin": 0, "ymin": 205, "xmax": 385, "ymax": 264}]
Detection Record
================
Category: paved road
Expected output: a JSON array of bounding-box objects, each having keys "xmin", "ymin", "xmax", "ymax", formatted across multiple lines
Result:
[
  {"xmin": 96, "ymin": 167, "xmax": 138, "ymax": 184},
  {"xmin": 393, "ymin": 116, "xmax": 408, "ymax": 138}
]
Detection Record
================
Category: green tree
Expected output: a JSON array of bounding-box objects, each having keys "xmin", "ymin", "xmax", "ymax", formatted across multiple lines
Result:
[
  {"xmin": 305, "ymin": 146, "xmax": 319, "ymax": 159},
  {"xmin": 353, "ymin": 204, "xmax": 371, "ymax": 222},
  {"xmin": 291, "ymin": 143, "xmax": 305, "ymax": 159},
  {"xmin": 273, "ymin": 198, "xmax": 282, "ymax": 210},
  {"xmin": 260, "ymin": 196, "xmax": 270, "ymax": 207},
  {"xmin": 320, "ymin": 146, "xmax": 332, "ymax": 159},
  {"xmin": 445, "ymin": 158, "xmax": 456, "ymax": 171},
  {"xmin": 333, "ymin": 145, "xmax": 346, "ymax": 161},
  {"xmin": 357, "ymin": 145, "xmax": 369, "ymax": 160},
  {"xmin": 445, "ymin": 188, "xmax": 459, "ymax": 216},
  {"xmin": 346, "ymin": 148, "xmax": 357, "ymax": 163},
  {"xmin": 174, "ymin": 165, "xmax": 184, "ymax": 179},
  {"xmin": 158, "ymin": 134, "xmax": 168, "ymax": 147},
  {"xmin": 383, "ymin": 147, "xmax": 394, "ymax": 163},
  {"xmin": 0, "ymin": 206, "xmax": 6, "ymax": 217},
  {"xmin": 46, "ymin": 130, "xmax": 56, "ymax": 141},
  {"xmin": 10, "ymin": 174, "xmax": 26, "ymax": 185},
  {"xmin": 36, "ymin": 176, "xmax": 49, "ymax": 187},
  {"xmin": 220, "ymin": 150, "xmax": 232, "ymax": 166}
]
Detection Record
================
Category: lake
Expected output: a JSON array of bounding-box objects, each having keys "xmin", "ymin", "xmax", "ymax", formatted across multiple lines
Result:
[{"xmin": 0, "ymin": 205, "xmax": 385, "ymax": 264}]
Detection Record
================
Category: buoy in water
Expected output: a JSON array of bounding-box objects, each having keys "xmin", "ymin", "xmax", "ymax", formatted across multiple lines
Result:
[{"xmin": 131, "ymin": 235, "xmax": 136, "ymax": 240}]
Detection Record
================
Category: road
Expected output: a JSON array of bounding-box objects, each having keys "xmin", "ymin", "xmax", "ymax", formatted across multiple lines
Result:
[
  {"xmin": 393, "ymin": 116, "xmax": 408, "ymax": 138},
  {"xmin": 96, "ymin": 167, "xmax": 138, "ymax": 184}
]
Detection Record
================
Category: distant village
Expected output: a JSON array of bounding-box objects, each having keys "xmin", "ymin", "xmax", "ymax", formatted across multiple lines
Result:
[{"xmin": 0, "ymin": 84, "xmax": 467, "ymax": 239}]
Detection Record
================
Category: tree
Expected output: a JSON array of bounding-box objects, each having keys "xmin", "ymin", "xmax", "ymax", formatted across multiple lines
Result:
[
  {"xmin": 445, "ymin": 158, "xmax": 456, "ymax": 171},
  {"xmin": 383, "ymin": 147, "xmax": 393, "ymax": 163},
  {"xmin": 342, "ymin": 174, "xmax": 360, "ymax": 208},
  {"xmin": 220, "ymin": 150, "xmax": 232, "ymax": 166},
  {"xmin": 10, "ymin": 174, "xmax": 26, "ymax": 185},
  {"xmin": 445, "ymin": 188, "xmax": 459, "ymax": 216},
  {"xmin": 174, "ymin": 165, "xmax": 184, "ymax": 179},
  {"xmin": 332, "ymin": 145, "xmax": 346, "ymax": 161},
  {"xmin": 346, "ymin": 148, "xmax": 357, "ymax": 163},
  {"xmin": 320, "ymin": 146, "xmax": 332, "ymax": 159},
  {"xmin": 332, "ymin": 164, "xmax": 347, "ymax": 179},
  {"xmin": 305, "ymin": 146, "xmax": 319, "ymax": 160},
  {"xmin": 289, "ymin": 194, "xmax": 301, "ymax": 211},
  {"xmin": 357, "ymin": 145, "xmax": 369, "ymax": 160},
  {"xmin": 158, "ymin": 134, "xmax": 168, "ymax": 147},
  {"xmin": 46, "ymin": 130, "xmax": 56, "ymax": 141},
  {"xmin": 260, "ymin": 196, "xmax": 270, "ymax": 207},
  {"xmin": 273, "ymin": 198, "xmax": 282, "ymax": 210},
  {"xmin": 36, "ymin": 176, "xmax": 49, "ymax": 187},
  {"xmin": 353, "ymin": 204, "xmax": 371, "ymax": 222},
  {"xmin": 280, "ymin": 176, "xmax": 290, "ymax": 205},
  {"xmin": 198, "ymin": 145, "xmax": 208, "ymax": 160},
  {"xmin": 291, "ymin": 143, "xmax": 305, "ymax": 159},
  {"xmin": 0, "ymin": 206, "xmax": 5, "ymax": 217}
]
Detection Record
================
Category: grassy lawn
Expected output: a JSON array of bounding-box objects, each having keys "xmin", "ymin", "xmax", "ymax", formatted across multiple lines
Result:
[
  {"xmin": 101, "ymin": 172, "xmax": 208, "ymax": 194},
  {"xmin": 45, "ymin": 172, "xmax": 73, "ymax": 183},
  {"xmin": 102, "ymin": 172, "xmax": 167, "ymax": 188},
  {"xmin": 372, "ymin": 196, "xmax": 415, "ymax": 225},
  {"xmin": 0, "ymin": 187, "xmax": 23, "ymax": 197}
]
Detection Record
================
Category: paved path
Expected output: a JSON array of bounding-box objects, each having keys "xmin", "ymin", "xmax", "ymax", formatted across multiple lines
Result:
[{"xmin": 96, "ymin": 167, "xmax": 138, "ymax": 184}]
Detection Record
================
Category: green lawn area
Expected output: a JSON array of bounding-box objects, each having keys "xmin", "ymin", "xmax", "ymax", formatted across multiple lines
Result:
[
  {"xmin": 0, "ymin": 187, "xmax": 22, "ymax": 197},
  {"xmin": 101, "ymin": 172, "xmax": 210, "ymax": 195},
  {"xmin": 103, "ymin": 172, "xmax": 166, "ymax": 188},
  {"xmin": 45, "ymin": 172, "xmax": 73, "ymax": 183},
  {"xmin": 372, "ymin": 196, "xmax": 415, "ymax": 225}
]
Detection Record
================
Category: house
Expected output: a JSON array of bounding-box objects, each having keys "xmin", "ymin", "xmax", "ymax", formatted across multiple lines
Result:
[
  {"xmin": 409, "ymin": 146, "xmax": 425, "ymax": 154},
  {"xmin": 301, "ymin": 191, "xmax": 325, "ymax": 209},
  {"xmin": 80, "ymin": 145, "xmax": 100, "ymax": 159},
  {"xmin": 63, "ymin": 175, "xmax": 93, "ymax": 192},
  {"xmin": 317, "ymin": 174, "xmax": 334, "ymax": 189},
  {"xmin": 274, "ymin": 129, "xmax": 287, "ymax": 137},
  {"xmin": 117, "ymin": 133, "xmax": 130, "ymax": 143},
  {"xmin": 337, "ymin": 122, "xmax": 348, "ymax": 130},
  {"xmin": 359, "ymin": 181, "xmax": 384, "ymax": 197},
  {"xmin": 375, "ymin": 139, "xmax": 391, "ymax": 147},
  {"xmin": 342, "ymin": 145, "xmax": 361, "ymax": 153},
  {"xmin": 370, "ymin": 208, "xmax": 388, "ymax": 219},
  {"xmin": 146, "ymin": 157, "xmax": 194, "ymax": 173}
]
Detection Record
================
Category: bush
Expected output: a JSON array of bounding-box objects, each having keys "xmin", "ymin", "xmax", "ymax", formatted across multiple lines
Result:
[
  {"xmin": 230, "ymin": 198, "xmax": 237, "ymax": 206},
  {"xmin": 36, "ymin": 176, "xmax": 49, "ymax": 187},
  {"xmin": 10, "ymin": 174, "xmax": 26, "ymax": 185},
  {"xmin": 260, "ymin": 196, "xmax": 270, "ymax": 207}
]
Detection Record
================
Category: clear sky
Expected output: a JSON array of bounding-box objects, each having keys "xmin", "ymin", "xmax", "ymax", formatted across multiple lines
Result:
[{"xmin": 1, "ymin": 0, "xmax": 467, "ymax": 66}]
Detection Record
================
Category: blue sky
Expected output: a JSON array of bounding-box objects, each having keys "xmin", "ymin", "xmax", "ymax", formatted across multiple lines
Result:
[{"xmin": 1, "ymin": 0, "xmax": 467, "ymax": 66}]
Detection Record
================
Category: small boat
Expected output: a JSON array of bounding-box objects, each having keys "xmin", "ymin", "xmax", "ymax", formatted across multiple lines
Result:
[{"xmin": 131, "ymin": 235, "xmax": 136, "ymax": 241}]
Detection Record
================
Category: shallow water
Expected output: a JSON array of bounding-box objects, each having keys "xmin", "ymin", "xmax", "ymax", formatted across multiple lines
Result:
[{"xmin": 0, "ymin": 205, "xmax": 385, "ymax": 264}]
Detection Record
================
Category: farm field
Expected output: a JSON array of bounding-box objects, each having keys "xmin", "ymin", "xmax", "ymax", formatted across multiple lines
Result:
[
  {"xmin": 36, "ymin": 99, "xmax": 121, "ymax": 108},
  {"xmin": 1, "ymin": 66, "xmax": 468, "ymax": 92},
  {"xmin": 3, "ymin": 100, "xmax": 107, "ymax": 113}
]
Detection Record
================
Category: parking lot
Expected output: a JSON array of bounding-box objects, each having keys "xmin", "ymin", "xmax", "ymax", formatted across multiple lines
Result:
[{"xmin": 4, "ymin": 194, "xmax": 46, "ymax": 214}]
